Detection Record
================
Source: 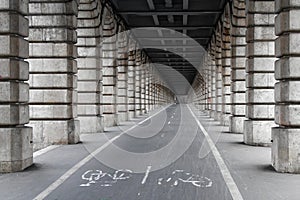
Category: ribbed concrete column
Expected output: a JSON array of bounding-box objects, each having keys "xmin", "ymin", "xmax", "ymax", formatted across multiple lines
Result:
[
  {"xmin": 230, "ymin": 0, "xmax": 247, "ymax": 133},
  {"xmin": 127, "ymin": 44, "xmax": 136, "ymax": 119},
  {"xmin": 28, "ymin": 0, "xmax": 79, "ymax": 150},
  {"xmin": 145, "ymin": 63, "xmax": 151, "ymax": 112},
  {"xmin": 215, "ymin": 29, "xmax": 223, "ymax": 121},
  {"xmin": 221, "ymin": 15, "xmax": 232, "ymax": 126},
  {"xmin": 140, "ymin": 56, "xmax": 147, "ymax": 114},
  {"xmin": 204, "ymin": 54, "xmax": 212, "ymax": 113},
  {"xmin": 272, "ymin": 0, "xmax": 300, "ymax": 173},
  {"xmin": 0, "ymin": 0, "xmax": 33, "ymax": 172},
  {"xmin": 209, "ymin": 43, "xmax": 217, "ymax": 118},
  {"xmin": 154, "ymin": 81, "xmax": 159, "ymax": 107},
  {"xmin": 134, "ymin": 50, "xmax": 142, "ymax": 116},
  {"xmin": 245, "ymin": 0, "xmax": 276, "ymax": 146},
  {"xmin": 102, "ymin": 12, "xmax": 118, "ymax": 127},
  {"xmin": 193, "ymin": 75, "xmax": 206, "ymax": 110},
  {"xmin": 117, "ymin": 30, "xmax": 129, "ymax": 123},
  {"xmin": 77, "ymin": 0, "xmax": 104, "ymax": 133},
  {"xmin": 149, "ymin": 64, "xmax": 155, "ymax": 110}
]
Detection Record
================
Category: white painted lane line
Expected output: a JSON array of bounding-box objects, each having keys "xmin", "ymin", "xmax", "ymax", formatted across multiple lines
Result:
[
  {"xmin": 33, "ymin": 105, "xmax": 171, "ymax": 200},
  {"xmin": 33, "ymin": 145, "xmax": 60, "ymax": 158},
  {"xmin": 187, "ymin": 105, "xmax": 244, "ymax": 200},
  {"xmin": 141, "ymin": 165, "xmax": 152, "ymax": 184}
]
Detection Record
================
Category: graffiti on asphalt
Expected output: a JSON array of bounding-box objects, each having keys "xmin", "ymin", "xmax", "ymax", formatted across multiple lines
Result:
[{"xmin": 80, "ymin": 167, "xmax": 212, "ymax": 188}]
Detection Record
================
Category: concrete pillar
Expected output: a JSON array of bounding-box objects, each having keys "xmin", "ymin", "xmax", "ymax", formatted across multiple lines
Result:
[
  {"xmin": 272, "ymin": 0, "xmax": 300, "ymax": 173},
  {"xmin": 0, "ymin": 0, "xmax": 33, "ymax": 172},
  {"xmin": 148, "ymin": 64, "xmax": 155, "ymax": 110},
  {"xmin": 244, "ymin": 0, "xmax": 276, "ymax": 146},
  {"xmin": 215, "ymin": 28, "xmax": 223, "ymax": 121},
  {"xmin": 192, "ymin": 74, "xmax": 205, "ymax": 110},
  {"xmin": 230, "ymin": 0, "xmax": 247, "ymax": 134},
  {"xmin": 28, "ymin": 0, "xmax": 80, "ymax": 150},
  {"xmin": 204, "ymin": 54, "xmax": 212, "ymax": 113},
  {"xmin": 117, "ymin": 29, "xmax": 129, "ymax": 123},
  {"xmin": 134, "ymin": 50, "xmax": 142, "ymax": 116},
  {"xmin": 145, "ymin": 63, "xmax": 151, "ymax": 113},
  {"xmin": 102, "ymin": 12, "xmax": 118, "ymax": 127},
  {"xmin": 77, "ymin": 0, "xmax": 104, "ymax": 133},
  {"xmin": 221, "ymin": 15, "xmax": 232, "ymax": 126},
  {"xmin": 140, "ymin": 55, "xmax": 147, "ymax": 114},
  {"xmin": 127, "ymin": 44, "xmax": 136, "ymax": 119},
  {"xmin": 209, "ymin": 43, "xmax": 217, "ymax": 118}
]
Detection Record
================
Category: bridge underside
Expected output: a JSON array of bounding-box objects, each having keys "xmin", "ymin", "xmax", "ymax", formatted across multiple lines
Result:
[{"xmin": 1, "ymin": 0, "xmax": 300, "ymax": 184}]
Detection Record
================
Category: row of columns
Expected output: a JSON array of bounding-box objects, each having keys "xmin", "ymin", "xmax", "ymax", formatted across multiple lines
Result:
[
  {"xmin": 190, "ymin": 0, "xmax": 300, "ymax": 173},
  {"xmin": 0, "ymin": 0, "xmax": 174, "ymax": 172}
]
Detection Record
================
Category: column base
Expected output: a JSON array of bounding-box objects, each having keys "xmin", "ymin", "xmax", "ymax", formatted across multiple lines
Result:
[
  {"xmin": 134, "ymin": 110, "xmax": 141, "ymax": 117},
  {"xmin": 204, "ymin": 110, "xmax": 211, "ymax": 116},
  {"xmin": 209, "ymin": 110, "xmax": 217, "ymax": 119},
  {"xmin": 272, "ymin": 127, "xmax": 300, "ymax": 173},
  {"xmin": 221, "ymin": 114, "xmax": 230, "ymax": 126},
  {"xmin": 229, "ymin": 116, "xmax": 245, "ymax": 134},
  {"xmin": 128, "ymin": 111, "xmax": 135, "ymax": 120},
  {"xmin": 244, "ymin": 120, "xmax": 274, "ymax": 146},
  {"xmin": 103, "ymin": 114, "xmax": 118, "ymax": 128},
  {"xmin": 214, "ymin": 111, "xmax": 222, "ymax": 121},
  {"xmin": 78, "ymin": 116, "xmax": 104, "ymax": 133},
  {"xmin": 0, "ymin": 127, "xmax": 33, "ymax": 172},
  {"xmin": 30, "ymin": 119, "xmax": 80, "ymax": 151},
  {"xmin": 118, "ymin": 112, "xmax": 129, "ymax": 123}
]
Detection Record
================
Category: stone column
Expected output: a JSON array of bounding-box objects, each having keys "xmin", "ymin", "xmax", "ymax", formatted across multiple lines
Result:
[
  {"xmin": 140, "ymin": 55, "xmax": 146, "ymax": 114},
  {"xmin": 209, "ymin": 43, "xmax": 217, "ymax": 118},
  {"xmin": 272, "ymin": 0, "xmax": 300, "ymax": 173},
  {"xmin": 77, "ymin": 0, "xmax": 104, "ymax": 133},
  {"xmin": 134, "ymin": 50, "xmax": 142, "ymax": 116},
  {"xmin": 204, "ymin": 54, "xmax": 212, "ymax": 113},
  {"xmin": 102, "ymin": 12, "xmax": 118, "ymax": 127},
  {"xmin": 221, "ymin": 15, "xmax": 232, "ymax": 126},
  {"xmin": 144, "ymin": 63, "xmax": 150, "ymax": 113},
  {"xmin": 127, "ymin": 45, "xmax": 136, "ymax": 119},
  {"xmin": 215, "ymin": 29, "xmax": 223, "ymax": 121},
  {"xmin": 244, "ymin": 0, "xmax": 276, "ymax": 146},
  {"xmin": 0, "ymin": 0, "xmax": 33, "ymax": 172},
  {"xmin": 230, "ymin": 0, "xmax": 247, "ymax": 134},
  {"xmin": 117, "ymin": 30, "xmax": 129, "ymax": 123},
  {"xmin": 148, "ymin": 64, "xmax": 155, "ymax": 110},
  {"xmin": 28, "ymin": 0, "xmax": 79, "ymax": 150}
]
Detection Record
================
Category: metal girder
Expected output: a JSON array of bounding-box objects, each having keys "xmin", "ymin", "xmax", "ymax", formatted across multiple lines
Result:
[
  {"xmin": 128, "ymin": 25, "xmax": 214, "ymax": 30},
  {"xmin": 118, "ymin": 10, "xmax": 222, "ymax": 15},
  {"xmin": 135, "ymin": 37, "xmax": 210, "ymax": 40}
]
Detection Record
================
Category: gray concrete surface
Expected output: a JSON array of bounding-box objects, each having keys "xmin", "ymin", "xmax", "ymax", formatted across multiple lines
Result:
[{"xmin": 1, "ymin": 104, "xmax": 300, "ymax": 200}]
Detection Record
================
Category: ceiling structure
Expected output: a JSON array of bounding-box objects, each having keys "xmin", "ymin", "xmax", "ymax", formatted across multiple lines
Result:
[{"xmin": 109, "ymin": 0, "xmax": 227, "ymax": 95}]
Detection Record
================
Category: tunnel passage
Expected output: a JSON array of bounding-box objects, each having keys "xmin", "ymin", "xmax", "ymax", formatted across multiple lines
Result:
[{"xmin": 0, "ymin": 0, "xmax": 300, "ymax": 177}]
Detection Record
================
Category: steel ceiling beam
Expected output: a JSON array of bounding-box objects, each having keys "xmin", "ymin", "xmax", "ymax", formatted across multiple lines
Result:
[
  {"xmin": 119, "ymin": 10, "xmax": 222, "ymax": 15},
  {"xmin": 128, "ymin": 25, "xmax": 214, "ymax": 30},
  {"xmin": 135, "ymin": 37, "xmax": 210, "ymax": 40}
]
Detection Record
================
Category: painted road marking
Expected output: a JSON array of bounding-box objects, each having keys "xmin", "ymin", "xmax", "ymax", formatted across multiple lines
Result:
[
  {"xmin": 33, "ymin": 105, "xmax": 171, "ymax": 200},
  {"xmin": 33, "ymin": 145, "xmax": 60, "ymax": 158},
  {"xmin": 187, "ymin": 105, "xmax": 244, "ymax": 200},
  {"xmin": 141, "ymin": 165, "xmax": 152, "ymax": 184}
]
